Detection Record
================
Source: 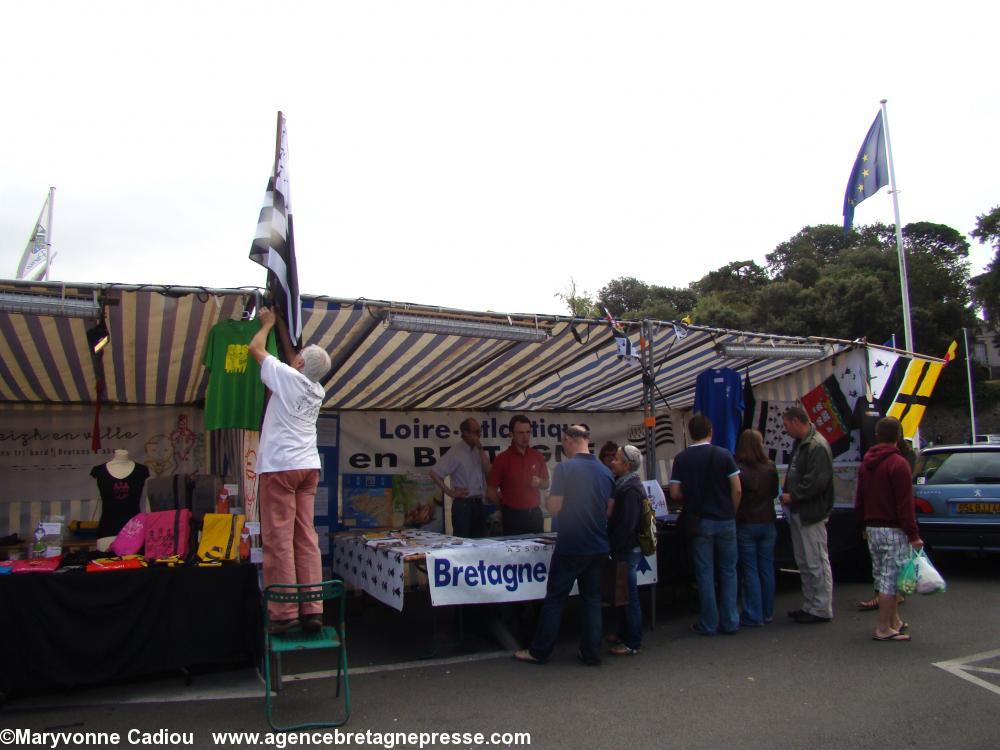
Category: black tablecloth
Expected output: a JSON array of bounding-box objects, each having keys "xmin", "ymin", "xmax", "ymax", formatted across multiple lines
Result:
[{"xmin": 0, "ymin": 563, "xmax": 261, "ymax": 696}]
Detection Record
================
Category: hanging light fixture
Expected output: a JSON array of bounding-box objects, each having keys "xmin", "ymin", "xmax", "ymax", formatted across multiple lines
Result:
[
  {"xmin": 0, "ymin": 290, "xmax": 101, "ymax": 319},
  {"xmin": 385, "ymin": 312, "xmax": 548, "ymax": 343},
  {"xmin": 720, "ymin": 342, "xmax": 827, "ymax": 360},
  {"xmin": 87, "ymin": 319, "xmax": 110, "ymax": 354}
]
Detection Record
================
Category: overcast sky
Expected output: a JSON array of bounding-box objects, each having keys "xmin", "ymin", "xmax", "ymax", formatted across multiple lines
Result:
[{"xmin": 2, "ymin": 1, "xmax": 997, "ymax": 321}]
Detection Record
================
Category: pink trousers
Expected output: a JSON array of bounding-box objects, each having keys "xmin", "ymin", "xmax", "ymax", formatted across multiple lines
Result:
[{"xmin": 259, "ymin": 469, "xmax": 323, "ymax": 620}]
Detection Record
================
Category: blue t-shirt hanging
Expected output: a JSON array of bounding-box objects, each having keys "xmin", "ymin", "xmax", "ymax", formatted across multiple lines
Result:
[{"xmin": 694, "ymin": 367, "xmax": 744, "ymax": 453}]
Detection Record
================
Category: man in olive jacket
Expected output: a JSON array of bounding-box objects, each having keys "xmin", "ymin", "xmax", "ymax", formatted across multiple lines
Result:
[{"xmin": 780, "ymin": 405, "xmax": 835, "ymax": 623}]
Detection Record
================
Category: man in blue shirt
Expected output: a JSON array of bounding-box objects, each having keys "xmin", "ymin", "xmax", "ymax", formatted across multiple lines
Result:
[
  {"xmin": 670, "ymin": 414, "xmax": 742, "ymax": 635},
  {"xmin": 514, "ymin": 424, "xmax": 614, "ymax": 666}
]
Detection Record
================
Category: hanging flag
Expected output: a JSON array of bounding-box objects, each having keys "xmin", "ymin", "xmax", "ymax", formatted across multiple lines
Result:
[
  {"xmin": 942, "ymin": 340, "xmax": 958, "ymax": 364},
  {"xmin": 885, "ymin": 359, "xmax": 946, "ymax": 439},
  {"xmin": 843, "ymin": 112, "xmax": 889, "ymax": 233},
  {"xmin": 603, "ymin": 307, "xmax": 626, "ymax": 337},
  {"xmin": 249, "ymin": 112, "xmax": 302, "ymax": 345},
  {"xmin": 800, "ymin": 375, "xmax": 854, "ymax": 457},
  {"xmin": 15, "ymin": 193, "xmax": 52, "ymax": 280},
  {"xmin": 752, "ymin": 399, "xmax": 798, "ymax": 464},
  {"xmin": 603, "ymin": 307, "xmax": 639, "ymax": 365}
]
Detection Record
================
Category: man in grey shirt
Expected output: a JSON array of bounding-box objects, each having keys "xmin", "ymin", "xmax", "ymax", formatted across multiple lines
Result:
[{"xmin": 430, "ymin": 417, "xmax": 492, "ymax": 538}]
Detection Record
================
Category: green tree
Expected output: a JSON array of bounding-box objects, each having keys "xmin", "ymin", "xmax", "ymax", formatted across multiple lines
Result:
[
  {"xmin": 596, "ymin": 277, "xmax": 650, "ymax": 318},
  {"xmin": 971, "ymin": 206, "xmax": 1000, "ymax": 327},
  {"xmin": 554, "ymin": 278, "xmax": 599, "ymax": 318}
]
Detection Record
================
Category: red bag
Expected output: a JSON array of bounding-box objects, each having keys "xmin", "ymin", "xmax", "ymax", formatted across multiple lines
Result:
[
  {"xmin": 11, "ymin": 556, "xmax": 63, "ymax": 573},
  {"xmin": 110, "ymin": 512, "xmax": 147, "ymax": 556},
  {"xmin": 144, "ymin": 509, "xmax": 192, "ymax": 560},
  {"xmin": 86, "ymin": 555, "xmax": 146, "ymax": 572}
]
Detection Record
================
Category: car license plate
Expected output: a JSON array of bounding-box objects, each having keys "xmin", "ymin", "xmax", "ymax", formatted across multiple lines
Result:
[{"xmin": 955, "ymin": 502, "xmax": 1000, "ymax": 514}]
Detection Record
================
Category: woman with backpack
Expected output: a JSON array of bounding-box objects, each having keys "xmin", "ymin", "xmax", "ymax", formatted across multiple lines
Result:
[
  {"xmin": 735, "ymin": 429, "xmax": 780, "ymax": 626},
  {"xmin": 606, "ymin": 444, "xmax": 646, "ymax": 656}
]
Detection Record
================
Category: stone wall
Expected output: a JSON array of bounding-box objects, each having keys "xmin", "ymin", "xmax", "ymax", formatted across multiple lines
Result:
[{"xmin": 920, "ymin": 401, "xmax": 1000, "ymax": 445}]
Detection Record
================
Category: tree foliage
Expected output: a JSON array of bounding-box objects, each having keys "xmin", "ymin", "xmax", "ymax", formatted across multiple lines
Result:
[
  {"xmin": 971, "ymin": 206, "xmax": 1000, "ymax": 328},
  {"xmin": 559, "ymin": 213, "xmax": 989, "ymax": 358}
]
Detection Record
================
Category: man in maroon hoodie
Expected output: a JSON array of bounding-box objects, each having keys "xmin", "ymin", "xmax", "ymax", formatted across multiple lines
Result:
[{"xmin": 854, "ymin": 417, "xmax": 923, "ymax": 642}]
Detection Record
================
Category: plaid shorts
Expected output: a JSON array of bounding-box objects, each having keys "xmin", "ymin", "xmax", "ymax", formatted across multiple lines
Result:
[{"xmin": 866, "ymin": 526, "xmax": 911, "ymax": 595}]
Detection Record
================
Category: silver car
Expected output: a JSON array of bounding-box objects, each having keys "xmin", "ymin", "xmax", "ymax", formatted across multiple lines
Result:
[{"xmin": 913, "ymin": 445, "xmax": 1000, "ymax": 553}]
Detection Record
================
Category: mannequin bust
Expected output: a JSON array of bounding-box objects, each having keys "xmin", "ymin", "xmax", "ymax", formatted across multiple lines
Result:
[
  {"xmin": 106, "ymin": 449, "xmax": 136, "ymax": 479},
  {"xmin": 92, "ymin": 449, "xmax": 150, "ymax": 539}
]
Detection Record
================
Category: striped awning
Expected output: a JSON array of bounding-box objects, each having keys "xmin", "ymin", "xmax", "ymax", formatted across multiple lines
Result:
[{"xmin": 0, "ymin": 279, "xmax": 937, "ymax": 412}]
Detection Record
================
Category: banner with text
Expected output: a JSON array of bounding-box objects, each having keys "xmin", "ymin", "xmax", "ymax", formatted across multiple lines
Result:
[
  {"xmin": 337, "ymin": 411, "xmax": 644, "ymax": 531},
  {"xmin": 427, "ymin": 542, "xmax": 657, "ymax": 606},
  {"xmin": 0, "ymin": 404, "xmax": 205, "ymax": 504}
]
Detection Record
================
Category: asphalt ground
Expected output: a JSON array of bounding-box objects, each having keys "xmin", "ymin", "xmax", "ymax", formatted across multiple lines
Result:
[{"xmin": 2, "ymin": 551, "xmax": 999, "ymax": 750}]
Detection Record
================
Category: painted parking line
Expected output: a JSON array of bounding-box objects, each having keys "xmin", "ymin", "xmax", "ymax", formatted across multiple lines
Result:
[
  {"xmin": 284, "ymin": 650, "xmax": 510, "ymax": 683},
  {"xmin": 933, "ymin": 648, "xmax": 1000, "ymax": 697},
  {"xmin": 8, "ymin": 652, "xmax": 512, "ymax": 710}
]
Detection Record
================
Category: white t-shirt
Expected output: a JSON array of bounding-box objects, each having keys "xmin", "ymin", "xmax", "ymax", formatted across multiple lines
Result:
[{"xmin": 256, "ymin": 355, "xmax": 325, "ymax": 473}]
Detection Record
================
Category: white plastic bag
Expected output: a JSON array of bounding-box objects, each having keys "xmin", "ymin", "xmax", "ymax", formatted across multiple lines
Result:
[{"xmin": 913, "ymin": 549, "xmax": 946, "ymax": 594}]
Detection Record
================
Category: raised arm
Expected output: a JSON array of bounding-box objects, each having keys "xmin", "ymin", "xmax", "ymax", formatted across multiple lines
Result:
[{"xmin": 249, "ymin": 307, "xmax": 276, "ymax": 365}]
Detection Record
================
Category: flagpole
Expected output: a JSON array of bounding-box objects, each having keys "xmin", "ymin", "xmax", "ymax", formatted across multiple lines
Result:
[
  {"xmin": 881, "ymin": 100, "xmax": 914, "ymax": 354},
  {"xmin": 881, "ymin": 100, "xmax": 920, "ymax": 446},
  {"xmin": 963, "ymin": 327, "xmax": 977, "ymax": 443},
  {"xmin": 44, "ymin": 187, "xmax": 55, "ymax": 281}
]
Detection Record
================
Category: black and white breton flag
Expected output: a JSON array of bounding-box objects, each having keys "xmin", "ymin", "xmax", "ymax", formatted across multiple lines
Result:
[{"xmin": 249, "ymin": 111, "xmax": 302, "ymax": 345}]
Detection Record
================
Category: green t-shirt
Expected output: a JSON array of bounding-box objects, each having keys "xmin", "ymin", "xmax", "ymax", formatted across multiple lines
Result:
[{"xmin": 202, "ymin": 319, "xmax": 278, "ymax": 431}]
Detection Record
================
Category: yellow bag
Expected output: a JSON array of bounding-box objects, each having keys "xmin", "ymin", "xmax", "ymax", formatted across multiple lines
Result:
[{"xmin": 197, "ymin": 513, "xmax": 246, "ymax": 563}]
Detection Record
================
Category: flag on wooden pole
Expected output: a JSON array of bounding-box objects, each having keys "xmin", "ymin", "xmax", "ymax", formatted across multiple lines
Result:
[{"xmin": 249, "ymin": 112, "xmax": 302, "ymax": 345}]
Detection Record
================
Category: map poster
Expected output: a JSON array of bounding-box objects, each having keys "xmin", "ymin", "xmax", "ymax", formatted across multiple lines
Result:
[
  {"xmin": 341, "ymin": 474, "xmax": 394, "ymax": 528},
  {"xmin": 341, "ymin": 472, "xmax": 445, "ymax": 531}
]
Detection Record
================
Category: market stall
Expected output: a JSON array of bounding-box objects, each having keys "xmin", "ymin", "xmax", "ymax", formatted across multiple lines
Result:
[{"xmin": 0, "ymin": 278, "xmax": 949, "ymax": 686}]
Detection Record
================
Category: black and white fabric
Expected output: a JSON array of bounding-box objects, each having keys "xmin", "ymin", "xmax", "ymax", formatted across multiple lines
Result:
[{"xmin": 249, "ymin": 112, "xmax": 302, "ymax": 345}]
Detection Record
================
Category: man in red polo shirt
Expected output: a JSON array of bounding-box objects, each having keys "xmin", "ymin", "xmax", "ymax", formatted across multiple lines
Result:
[{"xmin": 488, "ymin": 414, "xmax": 550, "ymax": 535}]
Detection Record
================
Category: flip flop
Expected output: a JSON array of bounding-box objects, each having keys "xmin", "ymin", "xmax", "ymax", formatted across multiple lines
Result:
[
  {"xmin": 513, "ymin": 649, "xmax": 544, "ymax": 664},
  {"xmin": 872, "ymin": 631, "xmax": 911, "ymax": 642},
  {"xmin": 609, "ymin": 644, "xmax": 640, "ymax": 656},
  {"xmin": 898, "ymin": 622, "xmax": 909, "ymax": 634},
  {"xmin": 856, "ymin": 597, "xmax": 879, "ymax": 611}
]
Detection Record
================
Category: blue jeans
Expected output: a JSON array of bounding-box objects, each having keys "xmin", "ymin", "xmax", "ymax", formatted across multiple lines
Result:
[
  {"xmin": 616, "ymin": 547, "xmax": 643, "ymax": 650},
  {"xmin": 737, "ymin": 522, "xmax": 777, "ymax": 625},
  {"xmin": 690, "ymin": 518, "xmax": 739, "ymax": 633},
  {"xmin": 529, "ymin": 553, "xmax": 605, "ymax": 663}
]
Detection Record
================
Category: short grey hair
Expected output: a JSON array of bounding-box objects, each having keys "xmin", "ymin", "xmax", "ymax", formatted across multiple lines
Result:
[
  {"xmin": 300, "ymin": 345, "xmax": 332, "ymax": 383},
  {"xmin": 622, "ymin": 444, "xmax": 643, "ymax": 472}
]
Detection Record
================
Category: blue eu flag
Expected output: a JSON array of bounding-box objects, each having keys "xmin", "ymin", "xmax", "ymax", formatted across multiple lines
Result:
[{"xmin": 843, "ymin": 112, "xmax": 889, "ymax": 233}]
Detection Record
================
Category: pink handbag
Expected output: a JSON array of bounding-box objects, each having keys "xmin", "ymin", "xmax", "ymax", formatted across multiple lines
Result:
[
  {"xmin": 109, "ymin": 513, "xmax": 147, "ymax": 556},
  {"xmin": 144, "ymin": 509, "xmax": 192, "ymax": 560}
]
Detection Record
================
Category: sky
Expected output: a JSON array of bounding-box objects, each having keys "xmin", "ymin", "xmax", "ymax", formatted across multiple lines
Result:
[{"xmin": 2, "ymin": 1, "xmax": 997, "ymax": 319}]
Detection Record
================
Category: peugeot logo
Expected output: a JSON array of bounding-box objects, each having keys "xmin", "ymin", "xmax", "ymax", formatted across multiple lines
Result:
[{"xmin": 974, "ymin": 489, "xmax": 983, "ymax": 498}]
